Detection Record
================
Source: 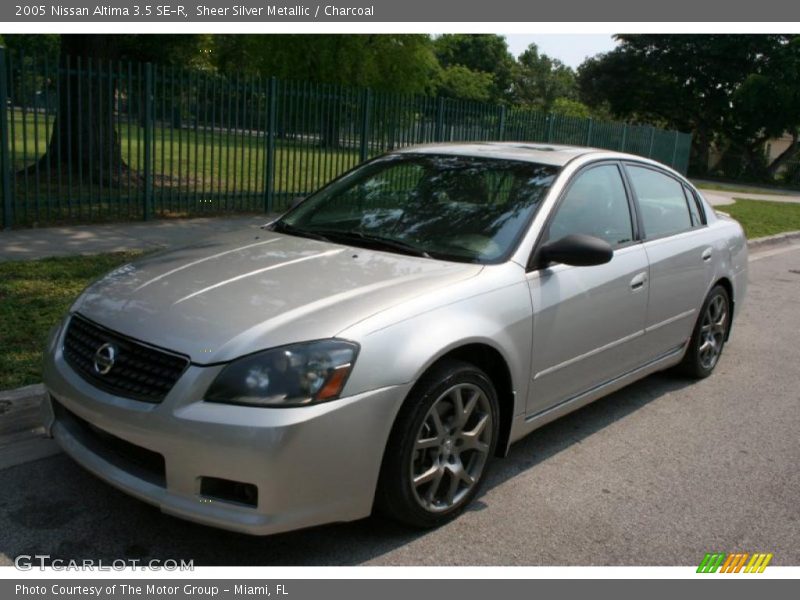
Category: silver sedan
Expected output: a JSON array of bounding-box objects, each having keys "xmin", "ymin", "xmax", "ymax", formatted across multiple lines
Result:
[{"xmin": 42, "ymin": 143, "xmax": 748, "ymax": 534}]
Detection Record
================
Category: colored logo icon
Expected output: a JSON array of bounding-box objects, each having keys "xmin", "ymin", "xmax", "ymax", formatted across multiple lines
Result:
[{"xmin": 697, "ymin": 552, "xmax": 773, "ymax": 573}]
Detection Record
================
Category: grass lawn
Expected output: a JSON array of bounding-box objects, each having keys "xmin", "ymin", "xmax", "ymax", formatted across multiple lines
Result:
[
  {"xmin": 9, "ymin": 112, "xmax": 361, "ymax": 195},
  {"xmin": 7, "ymin": 111, "xmax": 363, "ymax": 224},
  {"xmin": 0, "ymin": 251, "xmax": 143, "ymax": 390},
  {"xmin": 723, "ymin": 198, "xmax": 800, "ymax": 239}
]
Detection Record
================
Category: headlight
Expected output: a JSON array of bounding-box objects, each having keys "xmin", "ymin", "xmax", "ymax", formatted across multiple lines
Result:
[{"xmin": 205, "ymin": 340, "xmax": 359, "ymax": 407}]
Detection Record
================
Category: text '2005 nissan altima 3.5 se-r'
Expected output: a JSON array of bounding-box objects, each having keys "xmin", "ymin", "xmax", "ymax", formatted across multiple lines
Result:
[{"xmin": 41, "ymin": 143, "xmax": 748, "ymax": 535}]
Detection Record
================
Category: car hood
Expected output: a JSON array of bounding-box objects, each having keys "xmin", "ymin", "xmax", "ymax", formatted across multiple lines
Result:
[{"xmin": 72, "ymin": 230, "xmax": 483, "ymax": 364}]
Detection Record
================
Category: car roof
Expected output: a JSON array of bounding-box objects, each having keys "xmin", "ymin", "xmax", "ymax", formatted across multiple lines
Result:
[{"xmin": 393, "ymin": 142, "xmax": 637, "ymax": 167}]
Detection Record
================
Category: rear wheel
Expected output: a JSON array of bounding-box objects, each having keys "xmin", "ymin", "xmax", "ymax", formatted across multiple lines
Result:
[
  {"xmin": 376, "ymin": 359, "xmax": 499, "ymax": 528},
  {"xmin": 679, "ymin": 285, "xmax": 730, "ymax": 378}
]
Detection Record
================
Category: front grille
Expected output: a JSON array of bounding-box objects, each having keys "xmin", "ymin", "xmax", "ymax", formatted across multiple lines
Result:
[
  {"xmin": 52, "ymin": 398, "xmax": 166, "ymax": 487},
  {"xmin": 63, "ymin": 314, "xmax": 189, "ymax": 403}
]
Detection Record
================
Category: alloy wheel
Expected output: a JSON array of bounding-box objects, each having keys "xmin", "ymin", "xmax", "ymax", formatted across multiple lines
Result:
[
  {"xmin": 698, "ymin": 293, "xmax": 728, "ymax": 370},
  {"xmin": 409, "ymin": 383, "xmax": 493, "ymax": 513}
]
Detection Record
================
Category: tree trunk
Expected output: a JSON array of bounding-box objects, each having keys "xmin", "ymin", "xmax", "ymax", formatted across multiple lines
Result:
[
  {"xmin": 690, "ymin": 128, "xmax": 712, "ymax": 176},
  {"xmin": 766, "ymin": 131, "xmax": 800, "ymax": 179},
  {"xmin": 26, "ymin": 35, "xmax": 133, "ymax": 184}
]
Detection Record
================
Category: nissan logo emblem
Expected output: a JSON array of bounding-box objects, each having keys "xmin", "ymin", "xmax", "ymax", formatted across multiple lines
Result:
[{"xmin": 93, "ymin": 342, "xmax": 117, "ymax": 375}]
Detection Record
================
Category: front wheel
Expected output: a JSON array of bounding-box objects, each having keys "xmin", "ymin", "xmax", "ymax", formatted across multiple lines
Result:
[
  {"xmin": 376, "ymin": 359, "xmax": 499, "ymax": 528},
  {"xmin": 679, "ymin": 285, "xmax": 731, "ymax": 378}
]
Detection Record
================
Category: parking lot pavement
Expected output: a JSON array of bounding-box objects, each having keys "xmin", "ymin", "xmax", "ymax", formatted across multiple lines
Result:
[{"xmin": 0, "ymin": 243, "xmax": 798, "ymax": 567}]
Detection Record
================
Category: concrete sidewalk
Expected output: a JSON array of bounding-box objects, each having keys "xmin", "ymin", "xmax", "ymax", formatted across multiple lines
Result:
[
  {"xmin": 700, "ymin": 189, "xmax": 800, "ymax": 206},
  {"xmin": 0, "ymin": 214, "xmax": 273, "ymax": 262}
]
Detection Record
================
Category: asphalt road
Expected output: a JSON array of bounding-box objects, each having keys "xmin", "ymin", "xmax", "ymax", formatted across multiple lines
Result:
[{"xmin": 1, "ymin": 243, "xmax": 798, "ymax": 566}]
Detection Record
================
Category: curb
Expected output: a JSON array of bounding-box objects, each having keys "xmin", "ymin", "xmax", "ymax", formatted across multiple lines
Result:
[
  {"xmin": 0, "ymin": 383, "xmax": 59, "ymax": 469},
  {"xmin": 0, "ymin": 383, "xmax": 45, "ymax": 437},
  {"xmin": 747, "ymin": 230, "xmax": 800, "ymax": 250}
]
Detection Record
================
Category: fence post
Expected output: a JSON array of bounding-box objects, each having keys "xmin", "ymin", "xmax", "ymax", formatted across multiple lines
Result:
[
  {"xmin": 671, "ymin": 130, "xmax": 680, "ymax": 168},
  {"xmin": 682, "ymin": 133, "xmax": 692, "ymax": 174},
  {"xmin": 621, "ymin": 123, "xmax": 628, "ymax": 152},
  {"xmin": 359, "ymin": 88, "xmax": 372, "ymax": 162},
  {"xmin": 143, "ymin": 62, "xmax": 154, "ymax": 221},
  {"xmin": 648, "ymin": 125, "xmax": 656, "ymax": 158},
  {"xmin": 585, "ymin": 118, "xmax": 593, "ymax": 147},
  {"xmin": 546, "ymin": 114, "xmax": 554, "ymax": 143},
  {"xmin": 0, "ymin": 48, "xmax": 12, "ymax": 229},
  {"xmin": 434, "ymin": 96, "xmax": 445, "ymax": 142},
  {"xmin": 264, "ymin": 76, "xmax": 277, "ymax": 214},
  {"xmin": 497, "ymin": 105, "xmax": 506, "ymax": 141}
]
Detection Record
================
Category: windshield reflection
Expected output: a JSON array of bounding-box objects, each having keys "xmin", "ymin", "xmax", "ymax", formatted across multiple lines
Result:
[{"xmin": 275, "ymin": 153, "xmax": 559, "ymax": 263}]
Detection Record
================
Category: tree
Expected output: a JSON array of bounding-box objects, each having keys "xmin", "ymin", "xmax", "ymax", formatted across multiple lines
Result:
[
  {"xmin": 212, "ymin": 35, "xmax": 439, "ymax": 95},
  {"xmin": 211, "ymin": 35, "xmax": 440, "ymax": 149},
  {"xmin": 436, "ymin": 65, "xmax": 494, "ymax": 103},
  {"xmin": 550, "ymin": 98, "xmax": 593, "ymax": 119},
  {"xmin": 433, "ymin": 34, "xmax": 515, "ymax": 102},
  {"xmin": 7, "ymin": 34, "xmax": 211, "ymax": 183},
  {"xmin": 1, "ymin": 34, "xmax": 60, "ymax": 63},
  {"xmin": 577, "ymin": 34, "xmax": 800, "ymax": 178},
  {"xmin": 727, "ymin": 37, "xmax": 800, "ymax": 178},
  {"xmin": 511, "ymin": 44, "xmax": 578, "ymax": 112},
  {"xmin": 29, "ymin": 35, "xmax": 125, "ymax": 182}
]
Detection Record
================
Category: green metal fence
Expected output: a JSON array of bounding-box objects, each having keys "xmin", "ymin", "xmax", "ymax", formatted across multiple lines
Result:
[{"xmin": 0, "ymin": 48, "xmax": 693, "ymax": 229}]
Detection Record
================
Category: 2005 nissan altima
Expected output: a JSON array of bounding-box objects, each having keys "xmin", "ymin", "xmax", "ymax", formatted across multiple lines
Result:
[{"xmin": 42, "ymin": 143, "xmax": 748, "ymax": 534}]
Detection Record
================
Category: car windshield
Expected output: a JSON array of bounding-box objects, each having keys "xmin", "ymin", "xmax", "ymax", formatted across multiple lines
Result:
[{"xmin": 273, "ymin": 153, "xmax": 559, "ymax": 263}]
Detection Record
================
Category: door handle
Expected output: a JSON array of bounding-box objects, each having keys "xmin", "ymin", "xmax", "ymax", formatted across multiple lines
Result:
[
  {"xmin": 701, "ymin": 248, "xmax": 713, "ymax": 262},
  {"xmin": 630, "ymin": 272, "xmax": 647, "ymax": 290}
]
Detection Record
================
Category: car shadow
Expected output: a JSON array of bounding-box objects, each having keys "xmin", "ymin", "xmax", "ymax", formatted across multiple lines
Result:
[{"xmin": 0, "ymin": 370, "xmax": 691, "ymax": 566}]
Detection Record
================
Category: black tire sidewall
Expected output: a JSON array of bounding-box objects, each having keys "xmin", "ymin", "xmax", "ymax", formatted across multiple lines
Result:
[
  {"xmin": 377, "ymin": 360, "xmax": 500, "ymax": 528},
  {"xmin": 684, "ymin": 285, "xmax": 731, "ymax": 378}
]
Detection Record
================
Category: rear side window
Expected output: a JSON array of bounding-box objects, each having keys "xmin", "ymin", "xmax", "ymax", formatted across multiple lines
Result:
[
  {"xmin": 683, "ymin": 186, "xmax": 706, "ymax": 226},
  {"xmin": 627, "ymin": 165, "xmax": 693, "ymax": 239}
]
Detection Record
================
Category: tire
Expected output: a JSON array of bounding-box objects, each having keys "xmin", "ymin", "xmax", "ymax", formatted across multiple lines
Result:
[
  {"xmin": 678, "ymin": 285, "xmax": 731, "ymax": 379},
  {"xmin": 375, "ymin": 359, "xmax": 500, "ymax": 528}
]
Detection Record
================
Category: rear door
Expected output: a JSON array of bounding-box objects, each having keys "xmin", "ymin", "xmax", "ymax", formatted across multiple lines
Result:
[
  {"xmin": 526, "ymin": 162, "xmax": 650, "ymax": 416},
  {"xmin": 623, "ymin": 163, "xmax": 715, "ymax": 358}
]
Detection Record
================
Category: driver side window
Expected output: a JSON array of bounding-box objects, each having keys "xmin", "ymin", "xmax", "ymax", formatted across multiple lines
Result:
[{"xmin": 547, "ymin": 164, "xmax": 634, "ymax": 248}]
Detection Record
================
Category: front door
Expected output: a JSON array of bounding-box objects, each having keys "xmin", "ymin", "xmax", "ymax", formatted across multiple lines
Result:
[{"xmin": 526, "ymin": 163, "xmax": 650, "ymax": 416}]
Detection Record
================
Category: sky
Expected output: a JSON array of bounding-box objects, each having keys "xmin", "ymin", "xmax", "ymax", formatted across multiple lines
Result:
[{"xmin": 501, "ymin": 34, "xmax": 618, "ymax": 68}]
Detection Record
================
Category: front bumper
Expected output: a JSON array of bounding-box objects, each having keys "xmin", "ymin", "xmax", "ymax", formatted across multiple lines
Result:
[{"xmin": 42, "ymin": 321, "xmax": 410, "ymax": 536}]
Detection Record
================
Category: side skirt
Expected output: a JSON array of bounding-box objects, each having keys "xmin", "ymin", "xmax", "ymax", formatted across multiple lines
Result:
[{"xmin": 506, "ymin": 343, "xmax": 687, "ymax": 447}]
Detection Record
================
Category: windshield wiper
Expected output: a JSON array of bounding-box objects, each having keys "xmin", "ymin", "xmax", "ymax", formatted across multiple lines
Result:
[{"xmin": 308, "ymin": 229, "xmax": 432, "ymax": 259}]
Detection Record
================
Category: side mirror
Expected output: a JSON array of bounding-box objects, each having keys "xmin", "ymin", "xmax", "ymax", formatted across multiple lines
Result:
[{"xmin": 539, "ymin": 234, "xmax": 613, "ymax": 267}]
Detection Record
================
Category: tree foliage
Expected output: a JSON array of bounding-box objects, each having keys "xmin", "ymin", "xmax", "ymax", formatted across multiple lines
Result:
[
  {"xmin": 550, "ymin": 98, "xmax": 593, "ymax": 119},
  {"xmin": 436, "ymin": 65, "xmax": 494, "ymax": 102},
  {"xmin": 578, "ymin": 34, "xmax": 800, "ymax": 178},
  {"xmin": 433, "ymin": 34, "xmax": 515, "ymax": 102},
  {"xmin": 511, "ymin": 44, "xmax": 578, "ymax": 112},
  {"xmin": 212, "ymin": 34, "xmax": 439, "ymax": 95},
  {"xmin": 1, "ymin": 34, "xmax": 60, "ymax": 63}
]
